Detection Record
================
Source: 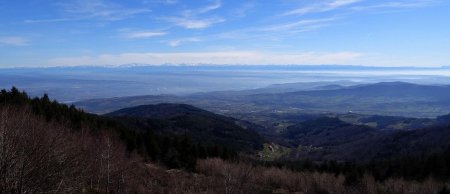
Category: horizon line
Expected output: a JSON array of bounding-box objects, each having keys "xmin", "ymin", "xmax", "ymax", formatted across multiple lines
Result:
[{"xmin": 1, "ymin": 63, "xmax": 450, "ymax": 69}]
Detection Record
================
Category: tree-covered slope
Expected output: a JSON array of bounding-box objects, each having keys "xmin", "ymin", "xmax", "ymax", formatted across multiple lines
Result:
[
  {"xmin": 0, "ymin": 87, "xmax": 239, "ymax": 170},
  {"xmin": 281, "ymin": 117, "xmax": 450, "ymax": 162},
  {"xmin": 106, "ymin": 103, "xmax": 264, "ymax": 151}
]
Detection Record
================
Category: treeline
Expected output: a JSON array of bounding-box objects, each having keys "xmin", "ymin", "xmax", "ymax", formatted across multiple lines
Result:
[
  {"xmin": 0, "ymin": 104, "xmax": 145, "ymax": 192},
  {"xmin": 0, "ymin": 87, "xmax": 236, "ymax": 170},
  {"xmin": 252, "ymin": 151, "xmax": 450, "ymax": 185},
  {"xmin": 133, "ymin": 131, "xmax": 237, "ymax": 169},
  {"xmin": 195, "ymin": 158, "xmax": 450, "ymax": 194},
  {"xmin": 364, "ymin": 152, "xmax": 450, "ymax": 181}
]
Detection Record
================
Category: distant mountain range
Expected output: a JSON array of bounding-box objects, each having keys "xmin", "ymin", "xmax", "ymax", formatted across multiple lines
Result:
[
  {"xmin": 76, "ymin": 81, "xmax": 450, "ymax": 118},
  {"xmin": 4, "ymin": 65, "xmax": 450, "ymax": 102},
  {"xmin": 247, "ymin": 82, "xmax": 450, "ymax": 117},
  {"xmin": 288, "ymin": 81, "xmax": 450, "ymax": 99}
]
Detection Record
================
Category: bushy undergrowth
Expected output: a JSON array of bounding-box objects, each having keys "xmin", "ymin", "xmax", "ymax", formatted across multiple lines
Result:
[{"xmin": 194, "ymin": 158, "xmax": 450, "ymax": 194}]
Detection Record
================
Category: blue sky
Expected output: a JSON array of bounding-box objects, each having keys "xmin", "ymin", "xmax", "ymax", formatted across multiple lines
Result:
[{"xmin": 0, "ymin": 0, "xmax": 449, "ymax": 67}]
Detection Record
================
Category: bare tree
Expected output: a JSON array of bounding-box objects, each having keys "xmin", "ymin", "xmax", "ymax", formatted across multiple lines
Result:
[
  {"xmin": 0, "ymin": 106, "xmax": 85, "ymax": 192},
  {"xmin": 0, "ymin": 106, "xmax": 140, "ymax": 193}
]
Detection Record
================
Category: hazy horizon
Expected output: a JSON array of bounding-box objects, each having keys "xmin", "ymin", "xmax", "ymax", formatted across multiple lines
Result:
[{"xmin": 2, "ymin": 65, "xmax": 450, "ymax": 103}]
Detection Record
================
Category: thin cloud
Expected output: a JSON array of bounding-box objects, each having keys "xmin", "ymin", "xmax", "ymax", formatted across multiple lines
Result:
[
  {"xmin": 164, "ymin": 0, "xmax": 178, "ymax": 4},
  {"xmin": 168, "ymin": 37, "xmax": 201, "ymax": 47},
  {"xmin": 329, "ymin": 0, "xmax": 362, "ymax": 7},
  {"xmin": 197, "ymin": 0, "xmax": 222, "ymax": 14},
  {"xmin": 48, "ymin": 51, "xmax": 364, "ymax": 66},
  {"xmin": 169, "ymin": 17, "xmax": 225, "ymax": 29},
  {"xmin": 276, "ymin": 0, "xmax": 437, "ymax": 35},
  {"xmin": 232, "ymin": 1, "xmax": 257, "ymax": 18},
  {"xmin": 25, "ymin": 0, "xmax": 150, "ymax": 23},
  {"xmin": 0, "ymin": 36, "xmax": 29, "ymax": 46},
  {"xmin": 351, "ymin": 0, "xmax": 439, "ymax": 11},
  {"xmin": 261, "ymin": 17, "xmax": 339, "ymax": 32},
  {"xmin": 167, "ymin": 0, "xmax": 224, "ymax": 29},
  {"xmin": 124, "ymin": 31, "xmax": 167, "ymax": 39},
  {"xmin": 181, "ymin": 0, "xmax": 222, "ymax": 15},
  {"xmin": 143, "ymin": 0, "xmax": 178, "ymax": 4},
  {"xmin": 283, "ymin": 0, "xmax": 362, "ymax": 16},
  {"xmin": 25, "ymin": 18, "xmax": 79, "ymax": 23}
]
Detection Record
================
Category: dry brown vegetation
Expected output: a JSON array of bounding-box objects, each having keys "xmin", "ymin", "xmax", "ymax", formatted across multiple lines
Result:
[
  {"xmin": 1, "ymin": 105, "xmax": 449, "ymax": 193},
  {"xmin": 194, "ymin": 158, "xmax": 450, "ymax": 194},
  {"xmin": 0, "ymin": 106, "xmax": 144, "ymax": 193},
  {"xmin": 124, "ymin": 157, "xmax": 450, "ymax": 194}
]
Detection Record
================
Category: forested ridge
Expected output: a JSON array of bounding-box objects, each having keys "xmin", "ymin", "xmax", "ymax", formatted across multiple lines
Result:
[{"xmin": 0, "ymin": 87, "xmax": 236, "ymax": 169}]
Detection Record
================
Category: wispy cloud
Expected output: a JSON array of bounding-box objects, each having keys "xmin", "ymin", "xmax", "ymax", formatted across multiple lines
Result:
[
  {"xmin": 123, "ymin": 31, "xmax": 167, "ymax": 39},
  {"xmin": 350, "ymin": 0, "xmax": 439, "ymax": 11},
  {"xmin": 0, "ymin": 36, "xmax": 29, "ymax": 46},
  {"xmin": 261, "ymin": 17, "xmax": 339, "ymax": 32},
  {"xmin": 163, "ymin": 0, "xmax": 178, "ymax": 4},
  {"xmin": 168, "ymin": 37, "xmax": 201, "ymax": 47},
  {"xmin": 48, "ymin": 51, "xmax": 364, "ymax": 66},
  {"xmin": 25, "ymin": 18, "xmax": 77, "ymax": 23},
  {"xmin": 25, "ymin": 0, "xmax": 150, "ymax": 23},
  {"xmin": 329, "ymin": 0, "xmax": 362, "ymax": 8},
  {"xmin": 179, "ymin": 0, "xmax": 222, "ymax": 16},
  {"xmin": 142, "ymin": 0, "xmax": 178, "ymax": 5},
  {"xmin": 277, "ymin": 0, "xmax": 437, "ymax": 35},
  {"xmin": 167, "ymin": 0, "xmax": 225, "ymax": 29},
  {"xmin": 196, "ymin": 0, "xmax": 222, "ymax": 14},
  {"xmin": 283, "ymin": 0, "xmax": 362, "ymax": 16},
  {"xmin": 169, "ymin": 17, "xmax": 225, "ymax": 29},
  {"xmin": 232, "ymin": 1, "xmax": 257, "ymax": 18}
]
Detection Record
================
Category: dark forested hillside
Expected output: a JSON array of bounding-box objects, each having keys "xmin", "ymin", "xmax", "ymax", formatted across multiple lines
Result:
[
  {"xmin": 283, "ymin": 117, "xmax": 377, "ymax": 147},
  {"xmin": 106, "ymin": 103, "xmax": 212, "ymax": 118},
  {"xmin": 276, "ymin": 116, "xmax": 450, "ymax": 165},
  {"xmin": 105, "ymin": 103, "xmax": 263, "ymax": 151},
  {"xmin": 0, "ymin": 87, "xmax": 237, "ymax": 170}
]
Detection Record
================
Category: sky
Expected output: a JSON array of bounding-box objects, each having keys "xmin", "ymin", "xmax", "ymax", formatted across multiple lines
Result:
[{"xmin": 0, "ymin": 0, "xmax": 449, "ymax": 67}]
